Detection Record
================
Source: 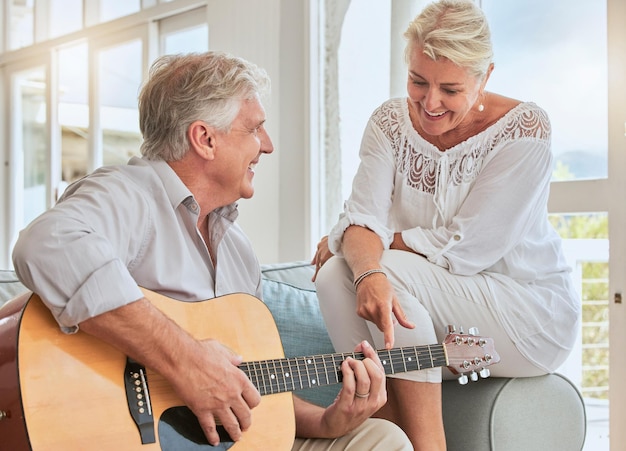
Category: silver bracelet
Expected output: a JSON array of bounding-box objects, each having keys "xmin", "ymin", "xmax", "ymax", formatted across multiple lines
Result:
[{"xmin": 353, "ymin": 268, "xmax": 387, "ymax": 290}]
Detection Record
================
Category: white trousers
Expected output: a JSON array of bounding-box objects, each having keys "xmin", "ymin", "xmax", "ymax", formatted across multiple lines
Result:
[{"xmin": 315, "ymin": 251, "xmax": 552, "ymax": 383}]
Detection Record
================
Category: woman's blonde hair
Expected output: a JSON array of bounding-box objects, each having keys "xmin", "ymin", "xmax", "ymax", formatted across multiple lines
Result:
[{"xmin": 404, "ymin": 0, "xmax": 493, "ymax": 78}]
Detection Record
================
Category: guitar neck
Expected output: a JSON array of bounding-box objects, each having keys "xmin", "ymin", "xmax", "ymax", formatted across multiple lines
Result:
[{"xmin": 239, "ymin": 344, "xmax": 447, "ymax": 396}]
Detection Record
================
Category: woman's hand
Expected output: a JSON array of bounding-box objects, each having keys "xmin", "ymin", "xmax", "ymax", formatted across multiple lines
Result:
[
  {"xmin": 354, "ymin": 271, "xmax": 414, "ymax": 349},
  {"xmin": 311, "ymin": 235, "xmax": 333, "ymax": 281}
]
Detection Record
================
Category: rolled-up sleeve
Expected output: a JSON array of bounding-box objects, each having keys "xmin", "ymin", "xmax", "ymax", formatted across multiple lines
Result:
[{"xmin": 12, "ymin": 174, "xmax": 149, "ymax": 331}]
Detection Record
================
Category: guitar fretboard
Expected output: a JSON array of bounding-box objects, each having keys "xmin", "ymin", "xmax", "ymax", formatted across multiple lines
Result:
[{"xmin": 238, "ymin": 344, "xmax": 447, "ymax": 396}]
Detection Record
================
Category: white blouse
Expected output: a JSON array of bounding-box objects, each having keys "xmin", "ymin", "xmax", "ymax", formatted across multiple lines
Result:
[
  {"xmin": 329, "ymin": 98, "xmax": 571, "ymax": 295},
  {"xmin": 330, "ymin": 98, "xmax": 571, "ymax": 283},
  {"xmin": 328, "ymin": 98, "xmax": 580, "ymax": 366}
]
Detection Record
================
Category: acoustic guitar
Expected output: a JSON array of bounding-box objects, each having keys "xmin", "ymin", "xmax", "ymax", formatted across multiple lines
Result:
[{"xmin": 0, "ymin": 289, "xmax": 499, "ymax": 450}]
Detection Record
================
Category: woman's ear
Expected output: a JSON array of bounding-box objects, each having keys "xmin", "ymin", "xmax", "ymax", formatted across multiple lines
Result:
[
  {"xmin": 187, "ymin": 120, "xmax": 216, "ymax": 160},
  {"xmin": 482, "ymin": 62, "xmax": 495, "ymax": 88}
]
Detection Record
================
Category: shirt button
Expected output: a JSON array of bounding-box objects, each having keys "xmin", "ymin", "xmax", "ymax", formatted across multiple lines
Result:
[{"xmin": 453, "ymin": 234, "xmax": 461, "ymax": 241}]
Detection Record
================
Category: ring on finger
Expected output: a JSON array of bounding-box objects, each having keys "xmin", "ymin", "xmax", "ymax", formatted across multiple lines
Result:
[{"xmin": 355, "ymin": 391, "xmax": 370, "ymax": 398}]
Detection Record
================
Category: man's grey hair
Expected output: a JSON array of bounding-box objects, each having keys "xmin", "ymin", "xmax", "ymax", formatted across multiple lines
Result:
[{"xmin": 138, "ymin": 51, "xmax": 271, "ymax": 161}]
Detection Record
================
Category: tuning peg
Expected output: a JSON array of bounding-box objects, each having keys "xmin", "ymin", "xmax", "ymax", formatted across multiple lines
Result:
[
  {"xmin": 468, "ymin": 326, "xmax": 479, "ymax": 335},
  {"xmin": 470, "ymin": 371, "xmax": 479, "ymax": 382},
  {"xmin": 446, "ymin": 325, "xmax": 457, "ymax": 334},
  {"xmin": 457, "ymin": 374, "xmax": 469, "ymax": 385},
  {"xmin": 480, "ymin": 368, "xmax": 491, "ymax": 379}
]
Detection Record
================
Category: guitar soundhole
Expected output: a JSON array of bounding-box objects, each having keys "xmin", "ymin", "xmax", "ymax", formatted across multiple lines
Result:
[{"xmin": 159, "ymin": 406, "xmax": 234, "ymax": 450}]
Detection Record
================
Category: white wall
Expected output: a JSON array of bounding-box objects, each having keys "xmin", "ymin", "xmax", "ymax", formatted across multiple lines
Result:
[{"xmin": 209, "ymin": 0, "xmax": 314, "ymax": 265}]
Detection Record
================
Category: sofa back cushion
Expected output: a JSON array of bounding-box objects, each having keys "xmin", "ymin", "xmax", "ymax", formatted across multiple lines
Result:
[{"xmin": 261, "ymin": 261, "xmax": 339, "ymax": 407}]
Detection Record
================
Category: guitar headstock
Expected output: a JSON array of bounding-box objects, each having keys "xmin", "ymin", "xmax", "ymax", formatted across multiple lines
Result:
[{"xmin": 442, "ymin": 326, "xmax": 500, "ymax": 384}]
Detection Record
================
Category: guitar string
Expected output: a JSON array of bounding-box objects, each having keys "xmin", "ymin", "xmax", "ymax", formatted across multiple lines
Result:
[{"xmin": 239, "ymin": 345, "xmax": 465, "ymax": 394}]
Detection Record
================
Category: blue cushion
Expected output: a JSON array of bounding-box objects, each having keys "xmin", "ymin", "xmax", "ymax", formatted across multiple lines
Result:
[{"xmin": 261, "ymin": 262, "xmax": 339, "ymax": 406}]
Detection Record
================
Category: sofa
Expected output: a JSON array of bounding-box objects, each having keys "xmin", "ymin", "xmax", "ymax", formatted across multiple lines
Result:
[
  {"xmin": 1, "ymin": 262, "xmax": 587, "ymax": 450},
  {"xmin": 260, "ymin": 261, "xmax": 587, "ymax": 451}
]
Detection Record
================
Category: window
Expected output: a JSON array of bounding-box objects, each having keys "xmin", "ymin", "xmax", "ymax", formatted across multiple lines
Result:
[
  {"xmin": 159, "ymin": 7, "xmax": 209, "ymax": 54},
  {"xmin": 58, "ymin": 44, "xmax": 88, "ymax": 186},
  {"xmin": 48, "ymin": 0, "xmax": 83, "ymax": 39},
  {"xmin": 482, "ymin": 0, "xmax": 608, "ymax": 181},
  {"xmin": 1, "ymin": 1, "xmax": 211, "ymax": 264},
  {"xmin": 15, "ymin": 67, "xmax": 47, "ymax": 225},
  {"xmin": 338, "ymin": 0, "xmax": 391, "ymax": 200},
  {"xmin": 98, "ymin": 39, "xmax": 143, "ymax": 167}
]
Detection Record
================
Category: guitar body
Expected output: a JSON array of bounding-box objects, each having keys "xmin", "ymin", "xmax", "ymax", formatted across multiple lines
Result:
[{"xmin": 0, "ymin": 290, "xmax": 295, "ymax": 451}]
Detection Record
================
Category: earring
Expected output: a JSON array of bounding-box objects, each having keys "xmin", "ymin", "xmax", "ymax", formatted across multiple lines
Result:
[{"xmin": 478, "ymin": 92, "xmax": 486, "ymax": 112}]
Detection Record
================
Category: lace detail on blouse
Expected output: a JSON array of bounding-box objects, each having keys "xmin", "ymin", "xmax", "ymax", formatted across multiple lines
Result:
[{"xmin": 371, "ymin": 100, "xmax": 550, "ymax": 195}]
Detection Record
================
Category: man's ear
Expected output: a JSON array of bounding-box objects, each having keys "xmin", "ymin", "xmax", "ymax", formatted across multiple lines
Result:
[{"xmin": 187, "ymin": 120, "xmax": 216, "ymax": 160}]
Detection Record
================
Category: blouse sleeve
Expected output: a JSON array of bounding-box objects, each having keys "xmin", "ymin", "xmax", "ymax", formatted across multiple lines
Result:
[
  {"xmin": 327, "ymin": 119, "xmax": 397, "ymax": 255},
  {"xmin": 401, "ymin": 118, "xmax": 554, "ymax": 275}
]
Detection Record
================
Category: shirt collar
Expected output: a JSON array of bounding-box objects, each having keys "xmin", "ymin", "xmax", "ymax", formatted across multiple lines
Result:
[{"xmin": 131, "ymin": 156, "xmax": 239, "ymax": 221}]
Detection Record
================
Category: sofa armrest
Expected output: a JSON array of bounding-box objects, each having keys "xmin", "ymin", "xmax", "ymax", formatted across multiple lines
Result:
[
  {"xmin": 442, "ymin": 373, "xmax": 586, "ymax": 450},
  {"xmin": 0, "ymin": 270, "xmax": 28, "ymax": 309}
]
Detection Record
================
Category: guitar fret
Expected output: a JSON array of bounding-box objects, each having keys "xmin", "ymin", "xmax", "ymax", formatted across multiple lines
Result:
[
  {"xmin": 387, "ymin": 350, "xmax": 396, "ymax": 374},
  {"xmin": 387, "ymin": 349, "xmax": 405, "ymax": 372},
  {"xmin": 270, "ymin": 359, "xmax": 279, "ymax": 394},
  {"xmin": 320, "ymin": 354, "xmax": 330, "ymax": 386},
  {"xmin": 250, "ymin": 362, "xmax": 260, "ymax": 390},
  {"xmin": 267, "ymin": 360, "xmax": 278, "ymax": 393},
  {"xmin": 312, "ymin": 356, "xmax": 320, "ymax": 388},
  {"xmin": 330, "ymin": 354, "xmax": 341, "ymax": 384},
  {"xmin": 279, "ymin": 360, "xmax": 291, "ymax": 391},
  {"xmin": 428, "ymin": 345, "xmax": 434, "ymax": 369},
  {"xmin": 284, "ymin": 358, "xmax": 293, "ymax": 391},
  {"xmin": 252, "ymin": 360, "xmax": 266, "ymax": 395},
  {"xmin": 419, "ymin": 347, "xmax": 431, "ymax": 370},
  {"xmin": 264, "ymin": 360, "xmax": 273, "ymax": 394},
  {"xmin": 271, "ymin": 359, "xmax": 283, "ymax": 393},
  {"xmin": 389, "ymin": 350, "xmax": 405, "ymax": 374},
  {"xmin": 400, "ymin": 347, "xmax": 416, "ymax": 372},
  {"xmin": 260, "ymin": 360, "xmax": 270, "ymax": 395},
  {"xmin": 295, "ymin": 357, "xmax": 304, "ymax": 390},
  {"xmin": 307, "ymin": 357, "xmax": 317, "ymax": 388}
]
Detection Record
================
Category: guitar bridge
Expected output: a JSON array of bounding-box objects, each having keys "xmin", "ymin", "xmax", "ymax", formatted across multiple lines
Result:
[{"xmin": 124, "ymin": 358, "xmax": 156, "ymax": 444}]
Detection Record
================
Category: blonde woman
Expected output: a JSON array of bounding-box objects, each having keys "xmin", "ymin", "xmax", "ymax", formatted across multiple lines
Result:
[{"xmin": 313, "ymin": 1, "xmax": 579, "ymax": 449}]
